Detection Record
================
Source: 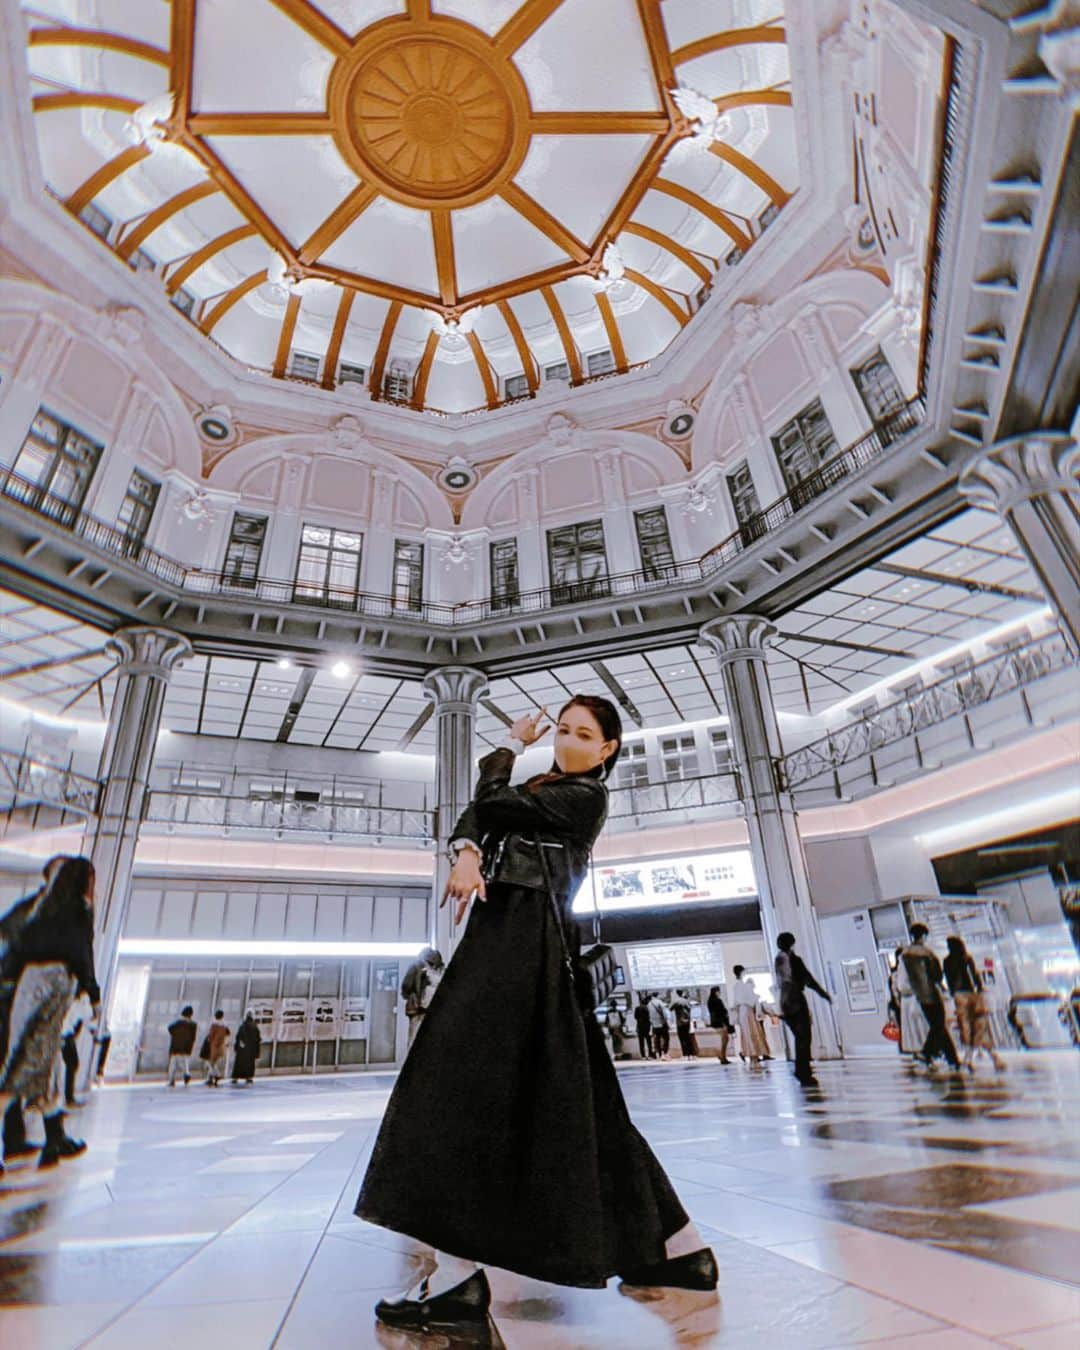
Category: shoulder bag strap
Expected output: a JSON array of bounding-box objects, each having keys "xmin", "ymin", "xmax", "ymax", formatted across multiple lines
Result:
[
  {"xmin": 588, "ymin": 852, "xmax": 602, "ymax": 948},
  {"xmin": 534, "ymin": 833, "xmax": 576, "ymax": 979}
]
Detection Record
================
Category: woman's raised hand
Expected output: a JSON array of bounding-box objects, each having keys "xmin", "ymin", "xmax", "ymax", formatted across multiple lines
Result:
[
  {"xmin": 441, "ymin": 849, "xmax": 486, "ymax": 925},
  {"xmin": 510, "ymin": 706, "xmax": 551, "ymax": 746}
]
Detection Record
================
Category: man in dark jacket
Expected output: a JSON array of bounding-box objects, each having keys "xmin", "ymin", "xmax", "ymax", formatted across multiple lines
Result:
[
  {"xmin": 706, "ymin": 987, "xmax": 733, "ymax": 1064},
  {"xmin": 775, "ymin": 932, "xmax": 832, "ymax": 1086},
  {"xmin": 633, "ymin": 995, "xmax": 654, "ymax": 1059},
  {"xmin": 166, "ymin": 1006, "xmax": 198, "ymax": 1086}
]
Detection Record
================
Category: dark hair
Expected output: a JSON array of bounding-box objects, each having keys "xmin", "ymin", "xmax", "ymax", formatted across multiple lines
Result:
[
  {"xmin": 777, "ymin": 931, "xmax": 796, "ymax": 951},
  {"xmin": 182, "ymin": 1005, "xmax": 194, "ymax": 1017},
  {"xmin": 32, "ymin": 857, "xmax": 94, "ymax": 929},
  {"xmin": 215, "ymin": 1009, "xmax": 224, "ymax": 1018},
  {"xmin": 733, "ymin": 964, "xmax": 745, "ymax": 978},
  {"xmin": 946, "ymin": 936, "xmax": 965, "ymax": 956},
  {"xmin": 910, "ymin": 923, "xmax": 929, "ymax": 941}
]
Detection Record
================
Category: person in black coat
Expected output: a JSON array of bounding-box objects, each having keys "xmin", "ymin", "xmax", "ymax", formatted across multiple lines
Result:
[
  {"xmin": 633, "ymin": 994, "xmax": 654, "ymax": 1059},
  {"xmin": 707, "ymin": 986, "xmax": 733, "ymax": 1064},
  {"xmin": 358, "ymin": 695, "xmax": 717, "ymax": 1332},
  {"xmin": 231, "ymin": 1013, "xmax": 261, "ymax": 1083},
  {"xmin": 775, "ymin": 932, "xmax": 832, "ymax": 1086}
]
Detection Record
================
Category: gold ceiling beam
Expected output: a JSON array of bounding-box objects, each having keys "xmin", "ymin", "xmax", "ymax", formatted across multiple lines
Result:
[
  {"xmin": 493, "ymin": 0, "xmax": 568, "ymax": 56},
  {"xmin": 29, "ymin": 27, "xmax": 170, "ymax": 65},
  {"xmin": 594, "ymin": 291, "xmax": 628, "ymax": 373},
  {"xmin": 405, "ymin": 0, "xmax": 432, "ymax": 18},
  {"xmin": 65, "ymin": 144, "xmax": 150, "ymax": 216},
  {"xmin": 201, "ymin": 270, "xmax": 269, "ymax": 335},
  {"xmin": 272, "ymin": 293, "xmax": 302, "ymax": 378},
  {"xmin": 32, "ymin": 91, "xmax": 138, "ymax": 115},
  {"xmin": 466, "ymin": 332, "xmax": 499, "ymax": 409},
  {"xmin": 187, "ymin": 113, "xmax": 333, "ymax": 135},
  {"xmin": 411, "ymin": 329, "xmax": 440, "ymax": 409},
  {"xmin": 635, "ymin": 0, "xmax": 678, "ymax": 114},
  {"xmin": 500, "ymin": 182, "xmax": 590, "ymax": 264},
  {"xmin": 171, "ymin": 0, "xmax": 196, "ymax": 120},
  {"xmin": 457, "ymin": 258, "xmax": 588, "ymax": 309},
  {"xmin": 540, "ymin": 285, "xmax": 582, "ymax": 383},
  {"xmin": 709, "ymin": 141, "xmax": 792, "ymax": 208},
  {"xmin": 305, "ymin": 262, "xmax": 445, "ymax": 310},
  {"xmin": 118, "ymin": 181, "xmax": 218, "ymax": 261},
  {"xmin": 670, "ymin": 26, "xmax": 786, "ymax": 68},
  {"xmin": 528, "ymin": 112, "xmax": 671, "ymax": 134},
  {"xmin": 299, "ymin": 183, "xmax": 379, "ymax": 263},
  {"xmin": 497, "ymin": 300, "xmax": 538, "ymax": 392},
  {"xmin": 431, "ymin": 209, "xmax": 458, "ymax": 308},
  {"xmin": 321, "ymin": 288, "xmax": 355, "ymax": 390},
  {"xmin": 176, "ymin": 132, "xmax": 297, "ymax": 264},
  {"xmin": 652, "ymin": 178, "xmax": 751, "ymax": 252},
  {"xmin": 267, "ymin": 0, "xmax": 350, "ymax": 56},
  {"xmin": 622, "ymin": 221, "xmax": 712, "ymax": 282},
  {"xmin": 166, "ymin": 223, "xmax": 257, "ymax": 294},
  {"xmin": 624, "ymin": 268, "xmax": 689, "ymax": 328},
  {"xmin": 714, "ymin": 88, "xmax": 793, "ymax": 114},
  {"xmin": 369, "ymin": 301, "xmax": 403, "ymax": 399}
]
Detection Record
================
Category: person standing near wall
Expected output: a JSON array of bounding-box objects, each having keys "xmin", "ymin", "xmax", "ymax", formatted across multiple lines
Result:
[
  {"xmin": 166, "ymin": 1006, "xmax": 197, "ymax": 1087},
  {"xmin": 204, "ymin": 1010, "xmax": 231, "ymax": 1087},
  {"xmin": 232, "ymin": 1012, "xmax": 262, "ymax": 1084},
  {"xmin": 944, "ymin": 936, "xmax": 1005, "ymax": 1072},
  {"xmin": 774, "ymin": 932, "xmax": 832, "ymax": 1088},
  {"xmin": 707, "ymin": 986, "xmax": 733, "ymax": 1065},
  {"xmin": 648, "ymin": 992, "xmax": 670, "ymax": 1059},
  {"xmin": 401, "ymin": 948, "xmax": 445, "ymax": 1050},
  {"xmin": 633, "ymin": 995, "xmax": 654, "ymax": 1060},
  {"xmin": 902, "ymin": 924, "xmax": 961, "ymax": 1071}
]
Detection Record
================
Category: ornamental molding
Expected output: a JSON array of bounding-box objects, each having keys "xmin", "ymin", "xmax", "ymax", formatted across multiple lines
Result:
[
  {"xmin": 958, "ymin": 434, "xmax": 1080, "ymax": 514},
  {"xmin": 421, "ymin": 666, "xmax": 489, "ymax": 711},
  {"xmin": 699, "ymin": 614, "xmax": 778, "ymax": 665},
  {"xmin": 106, "ymin": 626, "xmax": 193, "ymax": 679}
]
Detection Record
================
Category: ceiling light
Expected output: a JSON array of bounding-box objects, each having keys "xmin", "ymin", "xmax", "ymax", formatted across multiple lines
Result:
[
  {"xmin": 331, "ymin": 661, "xmax": 352, "ymax": 679},
  {"xmin": 276, "ymin": 658, "xmax": 293, "ymax": 670}
]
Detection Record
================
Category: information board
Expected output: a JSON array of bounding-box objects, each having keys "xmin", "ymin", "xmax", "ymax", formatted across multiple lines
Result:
[
  {"xmin": 625, "ymin": 939, "xmax": 728, "ymax": 989},
  {"xmin": 574, "ymin": 850, "xmax": 756, "ymax": 914}
]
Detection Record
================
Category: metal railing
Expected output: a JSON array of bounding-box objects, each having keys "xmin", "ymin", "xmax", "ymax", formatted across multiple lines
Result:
[
  {"xmin": 143, "ymin": 789, "xmax": 435, "ymax": 844},
  {"xmin": 0, "ymin": 744, "xmax": 100, "ymax": 818},
  {"xmin": 778, "ymin": 631, "xmax": 1076, "ymax": 790},
  {"xmin": 607, "ymin": 770, "xmax": 744, "ymax": 823},
  {"xmin": 0, "ymin": 395, "xmax": 925, "ymax": 626}
]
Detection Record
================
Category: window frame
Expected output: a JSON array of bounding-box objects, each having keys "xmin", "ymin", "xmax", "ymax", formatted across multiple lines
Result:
[
  {"xmin": 116, "ymin": 468, "xmax": 161, "ymax": 557},
  {"xmin": 391, "ymin": 538, "xmax": 424, "ymax": 612},
  {"xmin": 633, "ymin": 505, "xmax": 676, "ymax": 581},
  {"xmin": 6, "ymin": 407, "xmax": 103, "ymax": 525},
  {"xmin": 292, "ymin": 522, "xmax": 363, "ymax": 609},
  {"xmin": 222, "ymin": 511, "xmax": 269, "ymax": 590},
  {"xmin": 546, "ymin": 518, "xmax": 610, "ymax": 605},
  {"xmin": 489, "ymin": 537, "xmax": 520, "ymax": 612}
]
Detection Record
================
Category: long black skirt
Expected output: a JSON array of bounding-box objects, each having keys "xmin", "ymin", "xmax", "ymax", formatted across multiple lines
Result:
[{"xmin": 355, "ymin": 882, "xmax": 688, "ymax": 1288}]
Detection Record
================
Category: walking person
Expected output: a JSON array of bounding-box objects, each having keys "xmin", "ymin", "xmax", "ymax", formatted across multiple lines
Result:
[
  {"xmin": 166, "ymin": 1006, "xmax": 197, "ymax": 1087},
  {"xmin": 902, "ymin": 924, "xmax": 961, "ymax": 1071},
  {"xmin": 0, "ymin": 856, "xmax": 99, "ymax": 1168},
  {"xmin": 707, "ymin": 986, "xmax": 733, "ymax": 1064},
  {"xmin": 731, "ymin": 966, "xmax": 769, "ymax": 1066},
  {"xmin": 401, "ymin": 947, "xmax": 445, "ymax": 1049},
  {"xmin": 648, "ymin": 992, "xmax": 670, "ymax": 1059},
  {"xmin": 204, "ymin": 1010, "xmax": 231, "ymax": 1086},
  {"xmin": 670, "ymin": 990, "xmax": 696, "ymax": 1059},
  {"xmin": 232, "ymin": 1012, "xmax": 261, "ymax": 1084},
  {"xmin": 633, "ymin": 994, "xmax": 654, "ymax": 1060},
  {"xmin": 775, "ymin": 932, "xmax": 832, "ymax": 1087},
  {"xmin": 358, "ymin": 697, "xmax": 717, "ymax": 1333},
  {"xmin": 944, "ymin": 936, "xmax": 1005, "ymax": 1072}
]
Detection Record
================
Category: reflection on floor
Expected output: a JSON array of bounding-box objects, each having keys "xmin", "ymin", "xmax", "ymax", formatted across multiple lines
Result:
[{"xmin": 1, "ymin": 1054, "xmax": 1079, "ymax": 1348}]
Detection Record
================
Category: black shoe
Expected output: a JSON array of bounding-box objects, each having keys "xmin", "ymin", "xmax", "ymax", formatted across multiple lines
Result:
[
  {"xmin": 796, "ymin": 1075, "xmax": 819, "ymax": 1087},
  {"xmin": 38, "ymin": 1145, "xmax": 62, "ymax": 1169},
  {"xmin": 619, "ymin": 1247, "xmax": 719, "ymax": 1291},
  {"xmin": 57, "ymin": 1135, "xmax": 87, "ymax": 1158},
  {"xmin": 375, "ymin": 1269, "xmax": 491, "ymax": 1330},
  {"xmin": 3, "ymin": 1142, "xmax": 43, "ymax": 1159}
]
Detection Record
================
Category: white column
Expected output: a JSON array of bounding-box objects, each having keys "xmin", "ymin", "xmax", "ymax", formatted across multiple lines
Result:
[
  {"xmin": 514, "ymin": 466, "xmax": 544, "ymax": 593},
  {"xmin": 421, "ymin": 666, "xmax": 489, "ymax": 961},
  {"xmin": 0, "ymin": 316, "xmax": 73, "ymax": 466},
  {"xmin": 363, "ymin": 467, "xmax": 397, "ymax": 594},
  {"xmin": 91, "ymin": 626, "xmax": 192, "ymax": 1022},
  {"xmin": 958, "ymin": 433, "xmax": 1080, "ymax": 655},
  {"xmin": 699, "ymin": 615, "xmax": 842, "ymax": 1058}
]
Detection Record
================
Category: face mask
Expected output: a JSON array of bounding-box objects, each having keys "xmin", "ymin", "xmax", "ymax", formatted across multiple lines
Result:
[{"xmin": 555, "ymin": 739, "xmax": 608, "ymax": 776}]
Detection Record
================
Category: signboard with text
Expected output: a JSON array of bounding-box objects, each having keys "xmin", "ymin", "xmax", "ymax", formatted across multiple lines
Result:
[{"xmin": 574, "ymin": 850, "xmax": 756, "ymax": 914}]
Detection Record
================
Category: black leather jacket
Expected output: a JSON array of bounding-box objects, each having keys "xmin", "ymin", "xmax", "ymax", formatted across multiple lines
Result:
[{"xmin": 450, "ymin": 747, "xmax": 608, "ymax": 901}]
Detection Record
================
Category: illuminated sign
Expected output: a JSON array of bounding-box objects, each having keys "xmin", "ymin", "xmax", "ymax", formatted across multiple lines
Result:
[
  {"xmin": 626, "ymin": 939, "xmax": 728, "ymax": 988},
  {"xmin": 573, "ymin": 849, "xmax": 757, "ymax": 914}
]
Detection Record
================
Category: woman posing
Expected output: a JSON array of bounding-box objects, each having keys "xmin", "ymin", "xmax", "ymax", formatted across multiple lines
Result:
[{"xmin": 357, "ymin": 696, "xmax": 717, "ymax": 1332}]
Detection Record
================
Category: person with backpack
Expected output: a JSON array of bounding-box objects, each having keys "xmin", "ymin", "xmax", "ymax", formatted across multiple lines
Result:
[{"xmin": 166, "ymin": 1006, "xmax": 197, "ymax": 1086}]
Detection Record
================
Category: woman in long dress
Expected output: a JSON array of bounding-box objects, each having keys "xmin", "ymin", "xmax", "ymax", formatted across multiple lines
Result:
[
  {"xmin": 357, "ymin": 696, "xmax": 717, "ymax": 1332},
  {"xmin": 730, "ymin": 965, "xmax": 769, "ymax": 1065}
]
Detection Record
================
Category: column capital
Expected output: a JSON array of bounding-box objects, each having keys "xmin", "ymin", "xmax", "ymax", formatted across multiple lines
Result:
[
  {"xmin": 106, "ymin": 626, "xmax": 192, "ymax": 679},
  {"xmin": 422, "ymin": 665, "xmax": 489, "ymax": 711},
  {"xmin": 958, "ymin": 433, "xmax": 1079, "ymax": 514},
  {"xmin": 699, "ymin": 614, "xmax": 778, "ymax": 666}
]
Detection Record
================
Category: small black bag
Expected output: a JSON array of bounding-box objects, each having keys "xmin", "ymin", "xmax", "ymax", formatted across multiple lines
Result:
[
  {"xmin": 534, "ymin": 833, "xmax": 617, "ymax": 1009},
  {"xmin": 198, "ymin": 1036, "xmax": 211, "ymax": 1061}
]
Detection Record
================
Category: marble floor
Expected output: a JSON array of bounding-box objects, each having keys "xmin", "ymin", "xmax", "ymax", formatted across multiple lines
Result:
[{"xmin": 1, "ymin": 1053, "xmax": 1079, "ymax": 1349}]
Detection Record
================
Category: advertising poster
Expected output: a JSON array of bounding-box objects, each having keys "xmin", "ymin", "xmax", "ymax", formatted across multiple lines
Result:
[
  {"xmin": 340, "ymin": 997, "xmax": 368, "ymax": 1039},
  {"xmin": 247, "ymin": 998, "xmax": 276, "ymax": 1041},
  {"xmin": 841, "ymin": 958, "xmax": 877, "ymax": 1013},
  {"xmin": 309, "ymin": 997, "xmax": 340, "ymax": 1040},
  {"xmin": 276, "ymin": 997, "xmax": 308, "ymax": 1042},
  {"xmin": 576, "ymin": 850, "xmax": 756, "ymax": 914}
]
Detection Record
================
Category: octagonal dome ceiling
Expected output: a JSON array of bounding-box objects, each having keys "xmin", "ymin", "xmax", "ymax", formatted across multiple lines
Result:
[{"xmin": 22, "ymin": 0, "xmax": 798, "ymax": 415}]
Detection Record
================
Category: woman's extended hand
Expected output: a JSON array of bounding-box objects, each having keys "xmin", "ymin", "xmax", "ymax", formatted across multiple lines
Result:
[
  {"xmin": 441, "ymin": 849, "xmax": 487, "ymax": 924},
  {"xmin": 510, "ymin": 707, "xmax": 551, "ymax": 746}
]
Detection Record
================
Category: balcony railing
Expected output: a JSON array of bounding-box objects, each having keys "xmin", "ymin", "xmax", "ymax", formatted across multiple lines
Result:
[
  {"xmin": 143, "ymin": 789, "xmax": 435, "ymax": 844},
  {"xmin": 0, "ymin": 395, "xmax": 925, "ymax": 626},
  {"xmin": 778, "ymin": 631, "xmax": 1076, "ymax": 790},
  {"xmin": 607, "ymin": 770, "xmax": 744, "ymax": 824},
  {"xmin": 0, "ymin": 744, "xmax": 100, "ymax": 818}
]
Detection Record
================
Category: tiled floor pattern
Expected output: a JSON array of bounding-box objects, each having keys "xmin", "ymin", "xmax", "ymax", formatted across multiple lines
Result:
[{"xmin": 1, "ymin": 1053, "xmax": 1078, "ymax": 1348}]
